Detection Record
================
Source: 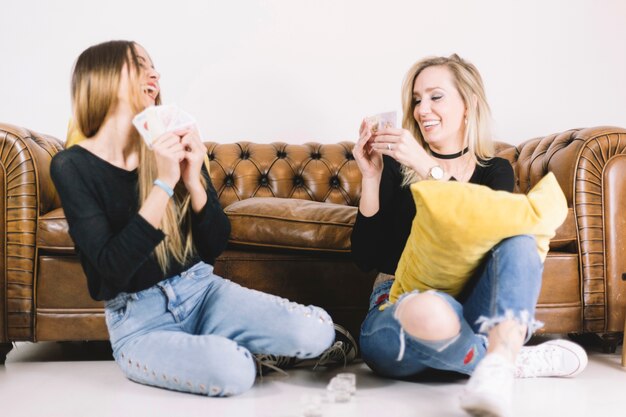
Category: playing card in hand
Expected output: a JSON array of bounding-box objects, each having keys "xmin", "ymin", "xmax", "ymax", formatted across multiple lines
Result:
[
  {"xmin": 366, "ymin": 111, "xmax": 397, "ymax": 134},
  {"xmin": 132, "ymin": 104, "xmax": 197, "ymax": 148},
  {"xmin": 166, "ymin": 107, "xmax": 196, "ymax": 132}
]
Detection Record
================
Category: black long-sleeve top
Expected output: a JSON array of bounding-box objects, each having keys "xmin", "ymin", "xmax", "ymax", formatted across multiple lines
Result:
[
  {"xmin": 50, "ymin": 145, "xmax": 230, "ymax": 301},
  {"xmin": 350, "ymin": 155, "xmax": 515, "ymax": 275}
]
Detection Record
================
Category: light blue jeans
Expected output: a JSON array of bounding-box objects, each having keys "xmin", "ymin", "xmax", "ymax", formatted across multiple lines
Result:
[
  {"xmin": 360, "ymin": 235, "xmax": 544, "ymax": 378},
  {"xmin": 104, "ymin": 261, "xmax": 335, "ymax": 396}
]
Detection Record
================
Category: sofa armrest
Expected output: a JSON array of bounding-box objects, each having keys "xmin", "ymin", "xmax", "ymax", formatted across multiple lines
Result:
[
  {"xmin": 513, "ymin": 126, "xmax": 626, "ymax": 333},
  {"xmin": 0, "ymin": 123, "xmax": 64, "ymax": 342}
]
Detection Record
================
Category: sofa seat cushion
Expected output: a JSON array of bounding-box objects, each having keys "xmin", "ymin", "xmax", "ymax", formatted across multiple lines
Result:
[
  {"xmin": 36, "ymin": 199, "xmax": 575, "ymax": 255},
  {"xmin": 37, "ymin": 208, "xmax": 74, "ymax": 253},
  {"xmin": 224, "ymin": 197, "xmax": 357, "ymax": 252}
]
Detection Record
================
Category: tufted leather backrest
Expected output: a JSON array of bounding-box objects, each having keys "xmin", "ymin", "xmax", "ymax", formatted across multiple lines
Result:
[
  {"xmin": 205, "ymin": 140, "xmax": 530, "ymax": 209},
  {"xmin": 205, "ymin": 141, "xmax": 363, "ymax": 208},
  {"xmin": 493, "ymin": 128, "xmax": 621, "ymax": 203},
  {"xmin": 496, "ymin": 132, "xmax": 579, "ymax": 200}
]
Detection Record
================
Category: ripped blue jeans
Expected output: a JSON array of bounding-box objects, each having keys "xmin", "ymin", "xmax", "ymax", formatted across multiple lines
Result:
[
  {"xmin": 360, "ymin": 235, "xmax": 544, "ymax": 377},
  {"xmin": 105, "ymin": 262, "xmax": 334, "ymax": 396}
]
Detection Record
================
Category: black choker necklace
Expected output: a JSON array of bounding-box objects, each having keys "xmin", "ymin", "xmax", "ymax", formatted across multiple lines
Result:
[{"xmin": 430, "ymin": 146, "xmax": 470, "ymax": 160}]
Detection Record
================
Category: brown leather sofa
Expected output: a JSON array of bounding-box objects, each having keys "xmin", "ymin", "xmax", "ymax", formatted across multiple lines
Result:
[{"xmin": 1, "ymin": 122, "xmax": 625, "ymax": 364}]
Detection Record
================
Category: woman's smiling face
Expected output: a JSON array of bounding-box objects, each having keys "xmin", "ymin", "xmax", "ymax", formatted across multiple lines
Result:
[{"xmin": 413, "ymin": 65, "xmax": 467, "ymax": 150}]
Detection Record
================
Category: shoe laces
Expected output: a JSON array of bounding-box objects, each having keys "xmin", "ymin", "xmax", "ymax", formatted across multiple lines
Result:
[
  {"xmin": 313, "ymin": 341, "xmax": 349, "ymax": 370},
  {"xmin": 516, "ymin": 345, "xmax": 560, "ymax": 378},
  {"xmin": 254, "ymin": 354, "xmax": 292, "ymax": 377}
]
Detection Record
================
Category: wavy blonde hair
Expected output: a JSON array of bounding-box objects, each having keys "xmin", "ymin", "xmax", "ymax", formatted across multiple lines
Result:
[
  {"xmin": 71, "ymin": 40, "xmax": 200, "ymax": 272},
  {"xmin": 400, "ymin": 54, "xmax": 495, "ymax": 185}
]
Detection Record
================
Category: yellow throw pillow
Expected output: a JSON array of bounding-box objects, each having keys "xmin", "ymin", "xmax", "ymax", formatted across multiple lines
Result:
[
  {"xmin": 66, "ymin": 119, "xmax": 85, "ymax": 148},
  {"xmin": 388, "ymin": 172, "xmax": 568, "ymax": 305}
]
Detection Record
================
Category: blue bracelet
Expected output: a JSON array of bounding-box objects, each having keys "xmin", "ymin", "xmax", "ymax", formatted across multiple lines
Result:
[{"xmin": 153, "ymin": 179, "xmax": 174, "ymax": 198}]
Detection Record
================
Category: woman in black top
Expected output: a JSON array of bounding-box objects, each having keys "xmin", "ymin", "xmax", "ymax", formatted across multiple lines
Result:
[
  {"xmin": 51, "ymin": 40, "xmax": 334, "ymax": 396},
  {"xmin": 351, "ymin": 54, "xmax": 587, "ymax": 416}
]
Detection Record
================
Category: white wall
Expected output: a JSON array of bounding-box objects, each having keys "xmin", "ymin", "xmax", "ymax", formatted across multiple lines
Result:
[{"xmin": 2, "ymin": 0, "xmax": 625, "ymax": 145}]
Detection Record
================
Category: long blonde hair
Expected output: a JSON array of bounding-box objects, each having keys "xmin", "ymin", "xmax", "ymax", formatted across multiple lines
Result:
[
  {"xmin": 71, "ymin": 40, "xmax": 200, "ymax": 272},
  {"xmin": 400, "ymin": 54, "xmax": 495, "ymax": 185}
]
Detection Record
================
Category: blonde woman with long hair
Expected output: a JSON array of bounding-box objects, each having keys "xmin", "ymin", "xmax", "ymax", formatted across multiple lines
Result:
[
  {"xmin": 51, "ymin": 40, "xmax": 334, "ymax": 396},
  {"xmin": 350, "ymin": 54, "xmax": 587, "ymax": 416}
]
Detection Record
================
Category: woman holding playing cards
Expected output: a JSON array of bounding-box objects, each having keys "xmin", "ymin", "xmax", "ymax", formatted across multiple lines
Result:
[
  {"xmin": 350, "ymin": 54, "xmax": 587, "ymax": 416},
  {"xmin": 50, "ymin": 40, "xmax": 334, "ymax": 397}
]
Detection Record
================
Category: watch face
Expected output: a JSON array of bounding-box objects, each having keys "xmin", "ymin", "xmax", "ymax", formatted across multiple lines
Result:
[{"xmin": 430, "ymin": 166, "xmax": 444, "ymax": 180}]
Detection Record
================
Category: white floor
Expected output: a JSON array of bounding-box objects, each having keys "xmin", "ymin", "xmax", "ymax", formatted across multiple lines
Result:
[{"xmin": 1, "ymin": 339, "xmax": 624, "ymax": 417}]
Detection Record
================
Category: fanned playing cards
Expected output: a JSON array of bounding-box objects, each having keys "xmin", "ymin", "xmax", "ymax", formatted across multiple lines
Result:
[
  {"xmin": 132, "ymin": 104, "xmax": 197, "ymax": 148},
  {"xmin": 132, "ymin": 104, "xmax": 211, "ymax": 176}
]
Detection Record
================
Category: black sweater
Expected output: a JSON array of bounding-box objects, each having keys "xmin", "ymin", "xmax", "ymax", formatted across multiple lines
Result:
[
  {"xmin": 350, "ymin": 155, "xmax": 514, "ymax": 275},
  {"xmin": 50, "ymin": 145, "xmax": 230, "ymax": 301}
]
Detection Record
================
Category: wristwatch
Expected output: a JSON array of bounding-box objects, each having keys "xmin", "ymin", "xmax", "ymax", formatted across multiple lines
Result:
[{"xmin": 427, "ymin": 165, "xmax": 444, "ymax": 180}]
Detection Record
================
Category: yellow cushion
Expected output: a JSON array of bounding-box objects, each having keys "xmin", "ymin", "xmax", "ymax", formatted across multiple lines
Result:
[
  {"xmin": 388, "ymin": 172, "xmax": 568, "ymax": 304},
  {"xmin": 66, "ymin": 119, "xmax": 85, "ymax": 148}
]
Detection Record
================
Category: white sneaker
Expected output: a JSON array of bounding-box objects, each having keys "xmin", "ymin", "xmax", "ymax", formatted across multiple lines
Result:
[
  {"xmin": 460, "ymin": 353, "xmax": 514, "ymax": 417},
  {"xmin": 515, "ymin": 339, "xmax": 588, "ymax": 378}
]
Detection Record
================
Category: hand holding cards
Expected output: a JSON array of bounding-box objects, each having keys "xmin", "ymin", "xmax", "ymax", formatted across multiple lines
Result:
[
  {"xmin": 132, "ymin": 104, "xmax": 197, "ymax": 148},
  {"xmin": 133, "ymin": 104, "xmax": 212, "ymax": 177}
]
